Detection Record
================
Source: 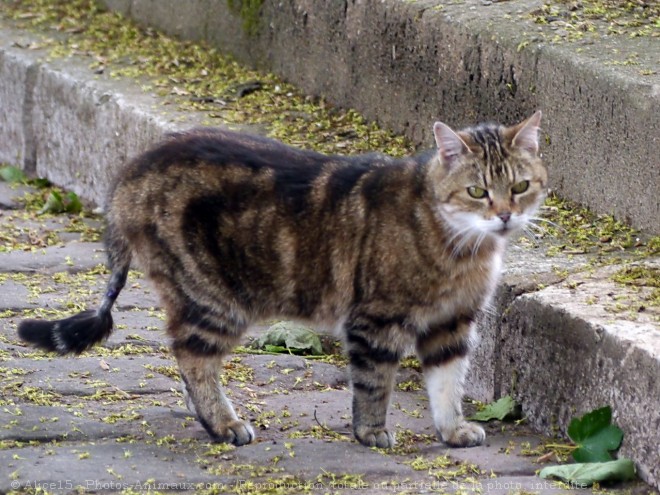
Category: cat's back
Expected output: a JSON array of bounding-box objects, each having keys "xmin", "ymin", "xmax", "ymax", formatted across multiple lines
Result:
[
  {"xmin": 108, "ymin": 127, "xmax": 406, "ymax": 225},
  {"xmin": 107, "ymin": 128, "xmax": 329, "ymax": 228},
  {"xmin": 117, "ymin": 128, "xmax": 329, "ymax": 185}
]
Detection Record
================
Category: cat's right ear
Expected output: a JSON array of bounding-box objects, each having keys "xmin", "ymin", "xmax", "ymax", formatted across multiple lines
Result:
[{"xmin": 433, "ymin": 122, "xmax": 470, "ymax": 170}]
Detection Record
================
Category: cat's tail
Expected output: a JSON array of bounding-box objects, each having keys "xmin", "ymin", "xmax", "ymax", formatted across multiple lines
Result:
[{"xmin": 18, "ymin": 223, "xmax": 131, "ymax": 355}]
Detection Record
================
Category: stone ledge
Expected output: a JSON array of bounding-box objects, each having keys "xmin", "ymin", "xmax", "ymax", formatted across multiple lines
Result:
[
  {"xmin": 0, "ymin": 24, "xmax": 201, "ymax": 207},
  {"xmin": 99, "ymin": 0, "xmax": 660, "ymax": 233},
  {"xmin": 495, "ymin": 259, "xmax": 660, "ymax": 487}
]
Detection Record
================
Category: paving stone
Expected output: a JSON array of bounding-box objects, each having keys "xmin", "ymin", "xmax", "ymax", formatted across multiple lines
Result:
[
  {"xmin": 0, "ymin": 182, "xmax": 32, "ymax": 209},
  {"xmin": 2, "ymin": 356, "xmax": 177, "ymax": 396},
  {"xmin": 0, "ymin": 405, "xmax": 119, "ymax": 443},
  {"xmin": 1, "ymin": 441, "xmax": 219, "ymax": 493},
  {"xmin": 0, "ymin": 242, "xmax": 106, "ymax": 274},
  {"xmin": 0, "ymin": 229, "xmax": 655, "ymax": 493}
]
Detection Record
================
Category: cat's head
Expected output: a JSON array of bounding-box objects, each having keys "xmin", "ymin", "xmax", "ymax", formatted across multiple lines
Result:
[{"xmin": 431, "ymin": 111, "xmax": 547, "ymax": 244}]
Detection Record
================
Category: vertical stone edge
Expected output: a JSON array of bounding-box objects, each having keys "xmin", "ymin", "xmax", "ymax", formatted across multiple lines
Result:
[{"xmin": 498, "ymin": 294, "xmax": 659, "ymax": 488}]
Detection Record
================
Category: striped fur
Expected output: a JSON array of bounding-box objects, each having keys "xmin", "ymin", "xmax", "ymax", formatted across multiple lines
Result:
[{"xmin": 18, "ymin": 112, "xmax": 546, "ymax": 448}]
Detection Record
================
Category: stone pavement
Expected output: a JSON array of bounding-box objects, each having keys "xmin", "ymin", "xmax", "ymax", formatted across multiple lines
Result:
[
  {"xmin": 0, "ymin": 186, "xmax": 654, "ymax": 493},
  {"xmin": 0, "ymin": 2, "xmax": 658, "ymax": 491}
]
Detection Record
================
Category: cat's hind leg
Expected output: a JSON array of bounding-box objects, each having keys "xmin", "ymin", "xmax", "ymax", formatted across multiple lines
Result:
[
  {"xmin": 416, "ymin": 318, "xmax": 485, "ymax": 448},
  {"xmin": 171, "ymin": 321, "xmax": 254, "ymax": 446}
]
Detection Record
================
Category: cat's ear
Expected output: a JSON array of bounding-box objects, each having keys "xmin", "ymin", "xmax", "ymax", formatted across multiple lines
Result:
[
  {"xmin": 433, "ymin": 121, "xmax": 471, "ymax": 169},
  {"xmin": 511, "ymin": 110, "xmax": 542, "ymax": 155}
]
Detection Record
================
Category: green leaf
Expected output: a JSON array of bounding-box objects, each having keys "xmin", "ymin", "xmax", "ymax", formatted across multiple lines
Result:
[
  {"xmin": 64, "ymin": 191, "xmax": 83, "ymax": 213},
  {"xmin": 255, "ymin": 322, "xmax": 324, "ymax": 355},
  {"xmin": 469, "ymin": 396, "xmax": 521, "ymax": 422},
  {"xmin": 573, "ymin": 425, "xmax": 623, "ymax": 462},
  {"xmin": 540, "ymin": 459, "xmax": 636, "ymax": 487},
  {"xmin": 568, "ymin": 406, "xmax": 623, "ymax": 462},
  {"xmin": 0, "ymin": 166, "xmax": 26, "ymax": 183},
  {"xmin": 38, "ymin": 190, "xmax": 83, "ymax": 215},
  {"xmin": 568, "ymin": 406, "xmax": 611, "ymax": 442},
  {"xmin": 263, "ymin": 345, "xmax": 288, "ymax": 354},
  {"xmin": 38, "ymin": 190, "xmax": 65, "ymax": 214}
]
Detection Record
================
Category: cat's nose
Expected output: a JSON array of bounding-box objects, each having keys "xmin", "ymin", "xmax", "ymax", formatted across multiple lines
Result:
[{"xmin": 497, "ymin": 211, "xmax": 512, "ymax": 224}]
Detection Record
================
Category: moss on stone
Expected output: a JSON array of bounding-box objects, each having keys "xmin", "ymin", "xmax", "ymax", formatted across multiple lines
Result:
[
  {"xmin": 227, "ymin": 0, "xmax": 265, "ymax": 36},
  {"xmin": 1, "ymin": 0, "xmax": 413, "ymax": 158},
  {"xmin": 538, "ymin": 194, "xmax": 655, "ymax": 260}
]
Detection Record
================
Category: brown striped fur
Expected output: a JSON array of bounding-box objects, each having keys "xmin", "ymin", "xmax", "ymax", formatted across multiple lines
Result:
[{"xmin": 18, "ymin": 112, "xmax": 546, "ymax": 448}]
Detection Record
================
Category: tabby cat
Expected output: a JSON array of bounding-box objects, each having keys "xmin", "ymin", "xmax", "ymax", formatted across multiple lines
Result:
[{"xmin": 19, "ymin": 111, "xmax": 546, "ymax": 449}]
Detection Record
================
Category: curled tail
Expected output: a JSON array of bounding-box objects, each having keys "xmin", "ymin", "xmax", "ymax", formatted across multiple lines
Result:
[{"xmin": 18, "ymin": 223, "xmax": 131, "ymax": 355}]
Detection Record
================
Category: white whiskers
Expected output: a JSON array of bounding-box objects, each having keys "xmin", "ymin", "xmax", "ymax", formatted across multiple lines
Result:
[
  {"xmin": 470, "ymin": 230, "xmax": 488, "ymax": 260},
  {"xmin": 529, "ymin": 215, "xmax": 564, "ymax": 233},
  {"xmin": 444, "ymin": 222, "xmax": 479, "ymax": 259},
  {"xmin": 478, "ymin": 299, "xmax": 498, "ymax": 318}
]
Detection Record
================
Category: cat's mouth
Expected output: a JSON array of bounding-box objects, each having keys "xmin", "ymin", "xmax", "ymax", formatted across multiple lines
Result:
[
  {"xmin": 497, "ymin": 222, "xmax": 516, "ymax": 235},
  {"xmin": 494, "ymin": 222, "xmax": 523, "ymax": 237}
]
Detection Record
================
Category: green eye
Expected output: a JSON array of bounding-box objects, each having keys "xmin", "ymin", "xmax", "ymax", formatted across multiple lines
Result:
[
  {"xmin": 512, "ymin": 180, "xmax": 530, "ymax": 194},
  {"xmin": 467, "ymin": 186, "xmax": 488, "ymax": 199}
]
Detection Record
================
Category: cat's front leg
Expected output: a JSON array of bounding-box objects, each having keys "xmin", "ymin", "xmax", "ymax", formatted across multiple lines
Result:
[
  {"xmin": 416, "ymin": 319, "xmax": 485, "ymax": 448},
  {"xmin": 346, "ymin": 316, "xmax": 404, "ymax": 449}
]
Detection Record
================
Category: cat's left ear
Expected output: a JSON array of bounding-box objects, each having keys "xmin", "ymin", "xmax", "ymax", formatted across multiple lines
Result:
[{"xmin": 510, "ymin": 110, "xmax": 542, "ymax": 155}]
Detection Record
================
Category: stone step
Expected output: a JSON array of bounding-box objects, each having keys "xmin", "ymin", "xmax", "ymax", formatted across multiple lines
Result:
[{"xmin": 98, "ymin": 0, "xmax": 660, "ymax": 233}]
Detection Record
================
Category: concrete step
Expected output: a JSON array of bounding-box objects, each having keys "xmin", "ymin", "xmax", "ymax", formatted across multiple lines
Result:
[
  {"xmin": 98, "ymin": 0, "xmax": 660, "ymax": 234},
  {"xmin": 0, "ymin": 4, "xmax": 658, "ymax": 491}
]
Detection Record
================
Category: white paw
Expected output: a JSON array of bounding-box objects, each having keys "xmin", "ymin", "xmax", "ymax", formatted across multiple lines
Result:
[
  {"xmin": 441, "ymin": 421, "xmax": 485, "ymax": 448},
  {"xmin": 221, "ymin": 419, "xmax": 255, "ymax": 446}
]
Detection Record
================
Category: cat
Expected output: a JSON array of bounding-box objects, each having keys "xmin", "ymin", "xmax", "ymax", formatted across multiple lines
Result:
[{"xmin": 18, "ymin": 111, "xmax": 546, "ymax": 449}]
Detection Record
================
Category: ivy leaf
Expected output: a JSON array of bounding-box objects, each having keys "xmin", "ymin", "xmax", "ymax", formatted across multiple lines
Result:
[
  {"xmin": 469, "ymin": 396, "xmax": 521, "ymax": 422},
  {"xmin": 540, "ymin": 459, "xmax": 636, "ymax": 486},
  {"xmin": 568, "ymin": 406, "xmax": 623, "ymax": 462},
  {"xmin": 0, "ymin": 166, "xmax": 26, "ymax": 183},
  {"xmin": 255, "ymin": 322, "xmax": 324, "ymax": 355}
]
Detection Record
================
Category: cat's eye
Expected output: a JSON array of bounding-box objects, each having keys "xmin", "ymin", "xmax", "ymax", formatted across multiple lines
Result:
[
  {"xmin": 511, "ymin": 180, "xmax": 529, "ymax": 194},
  {"xmin": 467, "ymin": 186, "xmax": 488, "ymax": 199}
]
